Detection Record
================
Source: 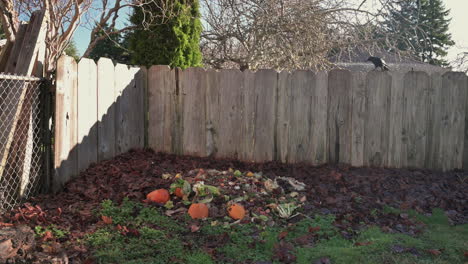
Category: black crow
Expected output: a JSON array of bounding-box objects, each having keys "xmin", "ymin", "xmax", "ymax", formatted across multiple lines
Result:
[{"xmin": 366, "ymin": 56, "xmax": 390, "ymax": 71}]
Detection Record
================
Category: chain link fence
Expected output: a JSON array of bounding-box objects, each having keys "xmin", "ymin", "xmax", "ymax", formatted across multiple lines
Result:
[{"xmin": 0, "ymin": 73, "xmax": 45, "ymax": 212}]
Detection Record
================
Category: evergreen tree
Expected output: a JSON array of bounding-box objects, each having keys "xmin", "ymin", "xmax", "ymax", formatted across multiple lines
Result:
[
  {"xmin": 65, "ymin": 40, "xmax": 80, "ymax": 61},
  {"xmin": 88, "ymin": 24, "xmax": 130, "ymax": 64},
  {"xmin": 128, "ymin": 0, "xmax": 202, "ymax": 68},
  {"xmin": 383, "ymin": 0, "xmax": 454, "ymax": 66}
]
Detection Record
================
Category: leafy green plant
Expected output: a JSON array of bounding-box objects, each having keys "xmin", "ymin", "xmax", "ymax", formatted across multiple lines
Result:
[
  {"xmin": 35, "ymin": 225, "xmax": 69, "ymax": 239},
  {"xmin": 170, "ymin": 178, "xmax": 192, "ymax": 199},
  {"xmin": 276, "ymin": 203, "xmax": 300, "ymax": 219},
  {"xmin": 99, "ymin": 198, "xmax": 141, "ymax": 225},
  {"xmin": 193, "ymin": 182, "xmax": 220, "ymax": 203}
]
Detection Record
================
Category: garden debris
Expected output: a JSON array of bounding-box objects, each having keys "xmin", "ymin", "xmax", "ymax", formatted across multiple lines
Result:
[
  {"xmin": 277, "ymin": 176, "xmax": 306, "ymax": 191},
  {"xmin": 154, "ymin": 168, "xmax": 309, "ymax": 223},
  {"xmin": 264, "ymin": 179, "xmax": 280, "ymax": 192}
]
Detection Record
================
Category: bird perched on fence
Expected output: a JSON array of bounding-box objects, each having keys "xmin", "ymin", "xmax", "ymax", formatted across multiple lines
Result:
[{"xmin": 366, "ymin": 56, "xmax": 390, "ymax": 71}]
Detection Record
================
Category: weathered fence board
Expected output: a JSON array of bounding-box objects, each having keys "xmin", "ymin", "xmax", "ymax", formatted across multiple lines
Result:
[
  {"xmin": 180, "ymin": 68, "xmax": 207, "ymax": 156},
  {"xmin": 240, "ymin": 70, "xmax": 256, "ymax": 161},
  {"xmin": 77, "ymin": 58, "xmax": 98, "ymax": 172},
  {"xmin": 350, "ymin": 72, "xmax": 367, "ymax": 167},
  {"xmin": 387, "ymin": 72, "xmax": 406, "ymax": 168},
  {"xmin": 217, "ymin": 70, "xmax": 243, "ymax": 159},
  {"xmin": 311, "ymin": 72, "xmax": 329, "ymax": 165},
  {"xmin": 124, "ymin": 66, "xmax": 145, "ymax": 151},
  {"xmin": 364, "ymin": 72, "xmax": 391, "ymax": 167},
  {"xmin": 54, "ymin": 56, "xmax": 78, "ymax": 191},
  {"xmin": 136, "ymin": 67, "xmax": 148, "ymax": 148},
  {"xmin": 328, "ymin": 70, "xmax": 352, "ymax": 164},
  {"xmin": 97, "ymin": 58, "xmax": 116, "ymax": 161},
  {"xmin": 276, "ymin": 71, "xmax": 290, "ymax": 163},
  {"xmin": 205, "ymin": 69, "xmax": 220, "ymax": 157},
  {"xmin": 114, "ymin": 64, "xmax": 130, "ymax": 155},
  {"xmin": 287, "ymin": 71, "xmax": 314, "ymax": 163},
  {"xmin": 114, "ymin": 65, "xmax": 144, "ymax": 154},
  {"xmin": 148, "ymin": 66, "xmax": 176, "ymax": 153},
  {"xmin": 427, "ymin": 73, "xmax": 443, "ymax": 169},
  {"xmin": 438, "ymin": 72, "xmax": 467, "ymax": 170},
  {"xmin": 251, "ymin": 70, "xmax": 277, "ymax": 162},
  {"xmin": 402, "ymin": 72, "xmax": 431, "ymax": 168}
]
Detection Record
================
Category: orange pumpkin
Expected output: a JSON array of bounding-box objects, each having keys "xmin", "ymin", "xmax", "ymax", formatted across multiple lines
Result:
[
  {"xmin": 228, "ymin": 203, "xmax": 246, "ymax": 220},
  {"xmin": 147, "ymin": 189, "xmax": 170, "ymax": 204},
  {"xmin": 174, "ymin": 187, "xmax": 184, "ymax": 198},
  {"xmin": 188, "ymin": 203, "xmax": 209, "ymax": 219}
]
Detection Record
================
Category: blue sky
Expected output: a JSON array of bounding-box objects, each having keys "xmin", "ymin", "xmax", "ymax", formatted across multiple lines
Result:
[{"xmin": 73, "ymin": 1, "xmax": 468, "ymax": 64}]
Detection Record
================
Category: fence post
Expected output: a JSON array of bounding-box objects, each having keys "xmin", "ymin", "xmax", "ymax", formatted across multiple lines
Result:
[
  {"xmin": 54, "ymin": 56, "xmax": 78, "ymax": 192},
  {"xmin": 40, "ymin": 80, "xmax": 53, "ymax": 193}
]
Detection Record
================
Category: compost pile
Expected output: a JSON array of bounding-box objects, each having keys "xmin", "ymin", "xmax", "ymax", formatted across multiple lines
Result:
[
  {"xmin": 0, "ymin": 149, "xmax": 466, "ymax": 263},
  {"xmin": 144, "ymin": 168, "xmax": 308, "ymax": 222}
]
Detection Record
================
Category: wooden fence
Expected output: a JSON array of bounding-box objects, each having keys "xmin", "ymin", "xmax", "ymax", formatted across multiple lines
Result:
[
  {"xmin": 147, "ymin": 67, "xmax": 468, "ymax": 171},
  {"xmin": 54, "ymin": 56, "xmax": 145, "ymax": 191},
  {"xmin": 55, "ymin": 55, "xmax": 468, "ymax": 189}
]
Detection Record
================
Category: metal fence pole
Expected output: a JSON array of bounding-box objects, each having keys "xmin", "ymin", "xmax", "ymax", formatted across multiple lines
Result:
[{"xmin": 40, "ymin": 79, "xmax": 53, "ymax": 194}]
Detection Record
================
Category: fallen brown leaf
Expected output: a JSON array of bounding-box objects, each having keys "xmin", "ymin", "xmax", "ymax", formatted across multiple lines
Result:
[
  {"xmin": 427, "ymin": 249, "xmax": 441, "ymax": 256},
  {"xmin": 309, "ymin": 226, "xmax": 321, "ymax": 233},
  {"xmin": 331, "ymin": 171, "xmax": 342, "ymax": 181},
  {"xmin": 126, "ymin": 228, "xmax": 140, "ymax": 237},
  {"xmin": 117, "ymin": 225, "xmax": 132, "ymax": 236},
  {"xmin": 0, "ymin": 239, "xmax": 17, "ymax": 260},
  {"xmin": 190, "ymin": 224, "xmax": 200, "ymax": 233},
  {"xmin": 0, "ymin": 222, "xmax": 14, "ymax": 228},
  {"xmin": 42, "ymin": 230, "xmax": 54, "ymax": 242},
  {"xmin": 41, "ymin": 241, "xmax": 62, "ymax": 254},
  {"xmin": 101, "ymin": 215, "xmax": 113, "ymax": 225},
  {"xmin": 82, "ymin": 258, "xmax": 96, "ymax": 264},
  {"xmin": 355, "ymin": 241, "xmax": 373, "ymax": 246},
  {"xmin": 278, "ymin": 231, "xmax": 288, "ymax": 240},
  {"xmin": 294, "ymin": 234, "xmax": 314, "ymax": 246}
]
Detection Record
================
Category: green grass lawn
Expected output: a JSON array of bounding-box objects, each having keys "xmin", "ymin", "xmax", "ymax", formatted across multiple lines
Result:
[{"xmin": 81, "ymin": 199, "xmax": 467, "ymax": 264}]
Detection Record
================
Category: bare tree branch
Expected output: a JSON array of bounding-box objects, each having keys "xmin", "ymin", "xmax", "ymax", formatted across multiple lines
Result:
[
  {"xmin": 0, "ymin": 0, "xmax": 177, "ymax": 76},
  {"xmin": 0, "ymin": 0, "xmax": 18, "ymax": 41},
  {"xmin": 200, "ymin": 0, "xmax": 436, "ymax": 71}
]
